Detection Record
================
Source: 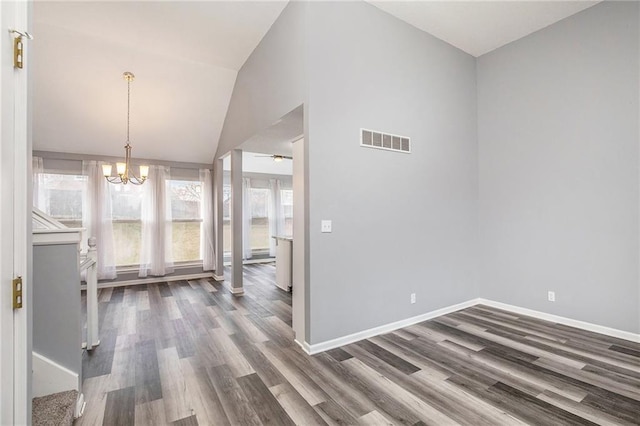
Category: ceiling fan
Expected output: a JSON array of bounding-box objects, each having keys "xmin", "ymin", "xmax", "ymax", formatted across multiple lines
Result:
[{"xmin": 254, "ymin": 154, "xmax": 293, "ymax": 162}]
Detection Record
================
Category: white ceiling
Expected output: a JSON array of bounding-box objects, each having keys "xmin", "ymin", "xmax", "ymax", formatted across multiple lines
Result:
[
  {"xmin": 243, "ymin": 152, "xmax": 293, "ymax": 175},
  {"xmin": 32, "ymin": 1, "xmax": 288, "ymax": 164},
  {"xmin": 239, "ymin": 105, "xmax": 303, "ymax": 157},
  {"xmin": 33, "ymin": 1, "xmax": 600, "ymax": 165},
  {"xmin": 368, "ymin": 1, "xmax": 601, "ymax": 57}
]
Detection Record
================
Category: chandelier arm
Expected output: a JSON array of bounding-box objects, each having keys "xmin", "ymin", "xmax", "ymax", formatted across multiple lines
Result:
[
  {"xmin": 105, "ymin": 176, "xmax": 123, "ymax": 184},
  {"xmin": 128, "ymin": 173, "xmax": 147, "ymax": 185}
]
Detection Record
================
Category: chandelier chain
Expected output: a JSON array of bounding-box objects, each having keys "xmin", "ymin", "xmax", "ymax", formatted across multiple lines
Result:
[{"xmin": 126, "ymin": 76, "xmax": 131, "ymax": 143}]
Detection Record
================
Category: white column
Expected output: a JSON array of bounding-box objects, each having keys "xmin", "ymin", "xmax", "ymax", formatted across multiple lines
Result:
[
  {"xmin": 213, "ymin": 158, "xmax": 224, "ymax": 281},
  {"xmin": 230, "ymin": 150, "xmax": 244, "ymax": 294},
  {"xmin": 86, "ymin": 237, "xmax": 99, "ymax": 350}
]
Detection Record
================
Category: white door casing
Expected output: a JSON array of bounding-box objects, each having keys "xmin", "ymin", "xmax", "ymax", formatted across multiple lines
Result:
[
  {"xmin": 0, "ymin": 4, "xmax": 16, "ymax": 421},
  {"xmin": 1, "ymin": 1, "xmax": 32, "ymax": 424}
]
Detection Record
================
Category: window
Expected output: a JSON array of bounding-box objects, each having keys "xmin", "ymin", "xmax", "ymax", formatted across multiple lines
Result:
[
  {"xmin": 221, "ymin": 185, "xmax": 270, "ymax": 255},
  {"xmin": 221, "ymin": 183, "xmax": 292, "ymax": 258},
  {"xmin": 39, "ymin": 173, "xmax": 86, "ymax": 228},
  {"xmin": 110, "ymin": 184, "xmax": 144, "ymax": 266},
  {"xmin": 109, "ymin": 179, "xmax": 204, "ymax": 266},
  {"xmin": 170, "ymin": 179, "xmax": 202, "ymax": 262},
  {"xmin": 35, "ymin": 164, "xmax": 211, "ymax": 269},
  {"xmin": 250, "ymin": 188, "xmax": 270, "ymax": 253},
  {"xmin": 281, "ymin": 189, "xmax": 293, "ymax": 237}
]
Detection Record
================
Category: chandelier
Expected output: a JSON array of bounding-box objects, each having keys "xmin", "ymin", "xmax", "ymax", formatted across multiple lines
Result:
[{"xmin": 102, "ymin": 72, "xmax": 148, "ymax": 185}]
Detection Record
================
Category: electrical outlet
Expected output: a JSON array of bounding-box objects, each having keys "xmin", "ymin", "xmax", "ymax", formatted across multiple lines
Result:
[
  {"xmin": 410, "ymin": 293, "xmax": 416, "ymax": 304},
  {"xmin": 548, "ymin": 291, "xmax": 556, "ymax": 302},
  {"xmin": 321, "ymin": 220, "xmax": 332, "ymax": 233}
]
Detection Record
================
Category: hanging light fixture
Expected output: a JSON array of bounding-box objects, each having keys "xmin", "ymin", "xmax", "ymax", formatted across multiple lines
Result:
[{"xmin": 103, "ymin": 71, "xmax": 149, "ymax": 185}]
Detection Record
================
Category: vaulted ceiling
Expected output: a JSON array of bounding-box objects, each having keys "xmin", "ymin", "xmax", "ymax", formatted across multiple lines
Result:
[
  {"xmin": 33, "ymin": 1, "xmax": 599, "ymax": 165},
  {"xmin": 368, "ymin": 1, "xmax": 600, "ymax": 57},
  {"xmin": 32, "ymin": 1, "xmax": 287, "ymax": 164}
]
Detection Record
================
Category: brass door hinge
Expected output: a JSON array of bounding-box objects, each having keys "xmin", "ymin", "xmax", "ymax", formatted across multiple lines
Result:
[
  {"xmin": 9, "ymin": 30, "xmax": 33, "ymax": 69},
  {"xmin": 13, "ymin": 276, "xmax": 23, "ymax": 309},
  {"xmin": 14, "ymin": 36, "xmax": 23, "ymax": 69}
]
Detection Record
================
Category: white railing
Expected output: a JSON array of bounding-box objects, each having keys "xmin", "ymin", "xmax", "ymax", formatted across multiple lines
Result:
[{"xmin": 80, "ymin": 237, "xmax": 99, "ymax": 351}]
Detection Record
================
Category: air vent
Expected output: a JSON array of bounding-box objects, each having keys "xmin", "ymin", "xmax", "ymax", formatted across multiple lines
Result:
[{"xmin": 361, "ymin": 128, "xmax": 410, "ymax": 154}]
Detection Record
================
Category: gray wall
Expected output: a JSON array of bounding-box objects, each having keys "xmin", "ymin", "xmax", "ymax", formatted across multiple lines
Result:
[
  {"xmin": 33, "ymin": 244, "xmax": 81, "ymax": 374},
  {"xmin": 215, "ymin": 1, "xmax": 308, "ymax": 158},
  {"xmin": 306, "ymin": 2, "xmax": 478, "ymax": 344},
  {"xmin": 477, "ymin": 2, "xmax": 639, "ymax": 333}
]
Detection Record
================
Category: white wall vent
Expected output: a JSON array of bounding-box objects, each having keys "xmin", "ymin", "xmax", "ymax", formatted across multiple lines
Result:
[{"xmin": 360, "ymin": 128, "xmax": 410, "ymax": 154}]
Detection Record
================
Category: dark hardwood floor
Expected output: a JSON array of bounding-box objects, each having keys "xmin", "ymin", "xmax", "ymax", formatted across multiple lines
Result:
[{"xmin": 77, "ymin": 264, "xmax": 640, "ymax": 425}]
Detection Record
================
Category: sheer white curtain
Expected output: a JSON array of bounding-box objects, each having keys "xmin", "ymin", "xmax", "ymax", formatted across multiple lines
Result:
[
  {"xmin": 139, "ymin": 165, "xmax": 174, "ymax": 277},
  {"xmin": 268, "ymin": 178, "xmax": 284, "ymax": 257},
  {"xmin": 82, "ymin": 161, "xmax": 117, "ymax": 280},
  {"xmin": 242, "ymin": 177, "xmax": 252, "ymax": 260},
  {"xmin": 200, "ymin": 169, "xmax": 215, "ymax": 271},
  {"xmin": 32, "ymin": 156, "xmax": 46, "ymax": 211}
]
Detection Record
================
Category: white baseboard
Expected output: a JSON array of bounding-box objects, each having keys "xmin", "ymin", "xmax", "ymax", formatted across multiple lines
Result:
[
  {"xmin": 32, "ymin": 352, "xmax": 80, "ymax": 398},
  {"xmin": 303, "ymin": 299, "xmax": 481, "ymax": 355},
  {"xmin": 213, "ymin": 274, "xmax": 224, "ymax": 281},
  {"xmin": 294, "ymin": 338, "xmax": 312, "ymax": 354},
  {"xmin": 244, "ymin": 258, "xmax": 275, "ymax": 265},
  {"xmin": 74, "ymin": 393, "xmax": 85, "ymax": 419},
  {"xmin": 81, "ymin": 272, "xmax": 215, "ymax": 290},
  {"xmin": 222, "ymin": 258, "xmax": 275, "ymax": 266},
  {"xmin": 477, "ymin": 299, "xmax": 640, "ymax": 343},
  {"xmin": 299, "ymin": 297, "xmax": 640, "ymax": 355},
  {"xmin": 224, "ymin": 280, "xmax": 245, "ymax": 295}
]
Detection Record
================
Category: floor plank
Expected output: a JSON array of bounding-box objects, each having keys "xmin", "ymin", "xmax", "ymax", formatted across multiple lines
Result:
[
  {"xmin": 236, "ymin": 373, "xmax": 296, "ymax": 425},
  {"xmin": 103, "ymin": 386, "xmax": 135, "ymax": 426}
]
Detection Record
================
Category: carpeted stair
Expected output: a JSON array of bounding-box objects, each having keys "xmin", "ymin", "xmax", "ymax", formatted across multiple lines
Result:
[{"xmin": 32, "ymin": 390, "xmax": 78, "ymax": 426}]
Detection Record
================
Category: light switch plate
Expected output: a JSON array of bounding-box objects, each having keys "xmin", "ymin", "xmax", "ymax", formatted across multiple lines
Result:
[{"xmin": 321, "ymin": 220, "xmax": 332, "ymax": 233}]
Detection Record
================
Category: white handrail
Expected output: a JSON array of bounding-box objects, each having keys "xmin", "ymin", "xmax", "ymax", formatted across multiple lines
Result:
[{"xmin": 81, "ymin": 237, "xmax": 99, "ymax": 351}]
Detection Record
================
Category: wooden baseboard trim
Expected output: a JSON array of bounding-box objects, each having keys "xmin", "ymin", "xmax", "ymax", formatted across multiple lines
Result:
[
  {"xmin": 32, "ymin": 352, "xmax": 80, "ymax": 398},
  {"xmin": 302, "ymin": 298, "xmax": 640, "ymax": 355},
  {"xmin": 477, "ymin": 299, "xmax": 640, "ymax": 343},
  {"xmin": 304, "ymin": 298, "xmax": 481, "ymax": 355},
  {"xmin": 81, "ymin": 272, "xmax": 215, "ymax": 289},
  {"xmin": 223, "ymin": 280, "xmax": 245, "ymax": 295},
  {"xmin": 294, "ymin": 339, "xmax": 312, "ymax": 354},
  {"xmin": 74, "ymin": 393, "xmax": 85, "ymax": 419}
]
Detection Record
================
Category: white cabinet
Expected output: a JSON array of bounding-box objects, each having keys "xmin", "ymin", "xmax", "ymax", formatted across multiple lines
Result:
[{"xmin": 274, "ymin": 237, "xmax": 292, "ymax": 292}]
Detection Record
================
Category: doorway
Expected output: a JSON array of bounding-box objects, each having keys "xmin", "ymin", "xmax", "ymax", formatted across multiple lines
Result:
[{"xmin": 215, "ymin": 105, "xmax": 306, "ymax": 343}]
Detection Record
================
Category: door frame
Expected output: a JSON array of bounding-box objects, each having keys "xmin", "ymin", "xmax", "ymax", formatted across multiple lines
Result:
[{"xmin": 1, "ymin": 0, "xmax": 32, "ymax": 423}]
